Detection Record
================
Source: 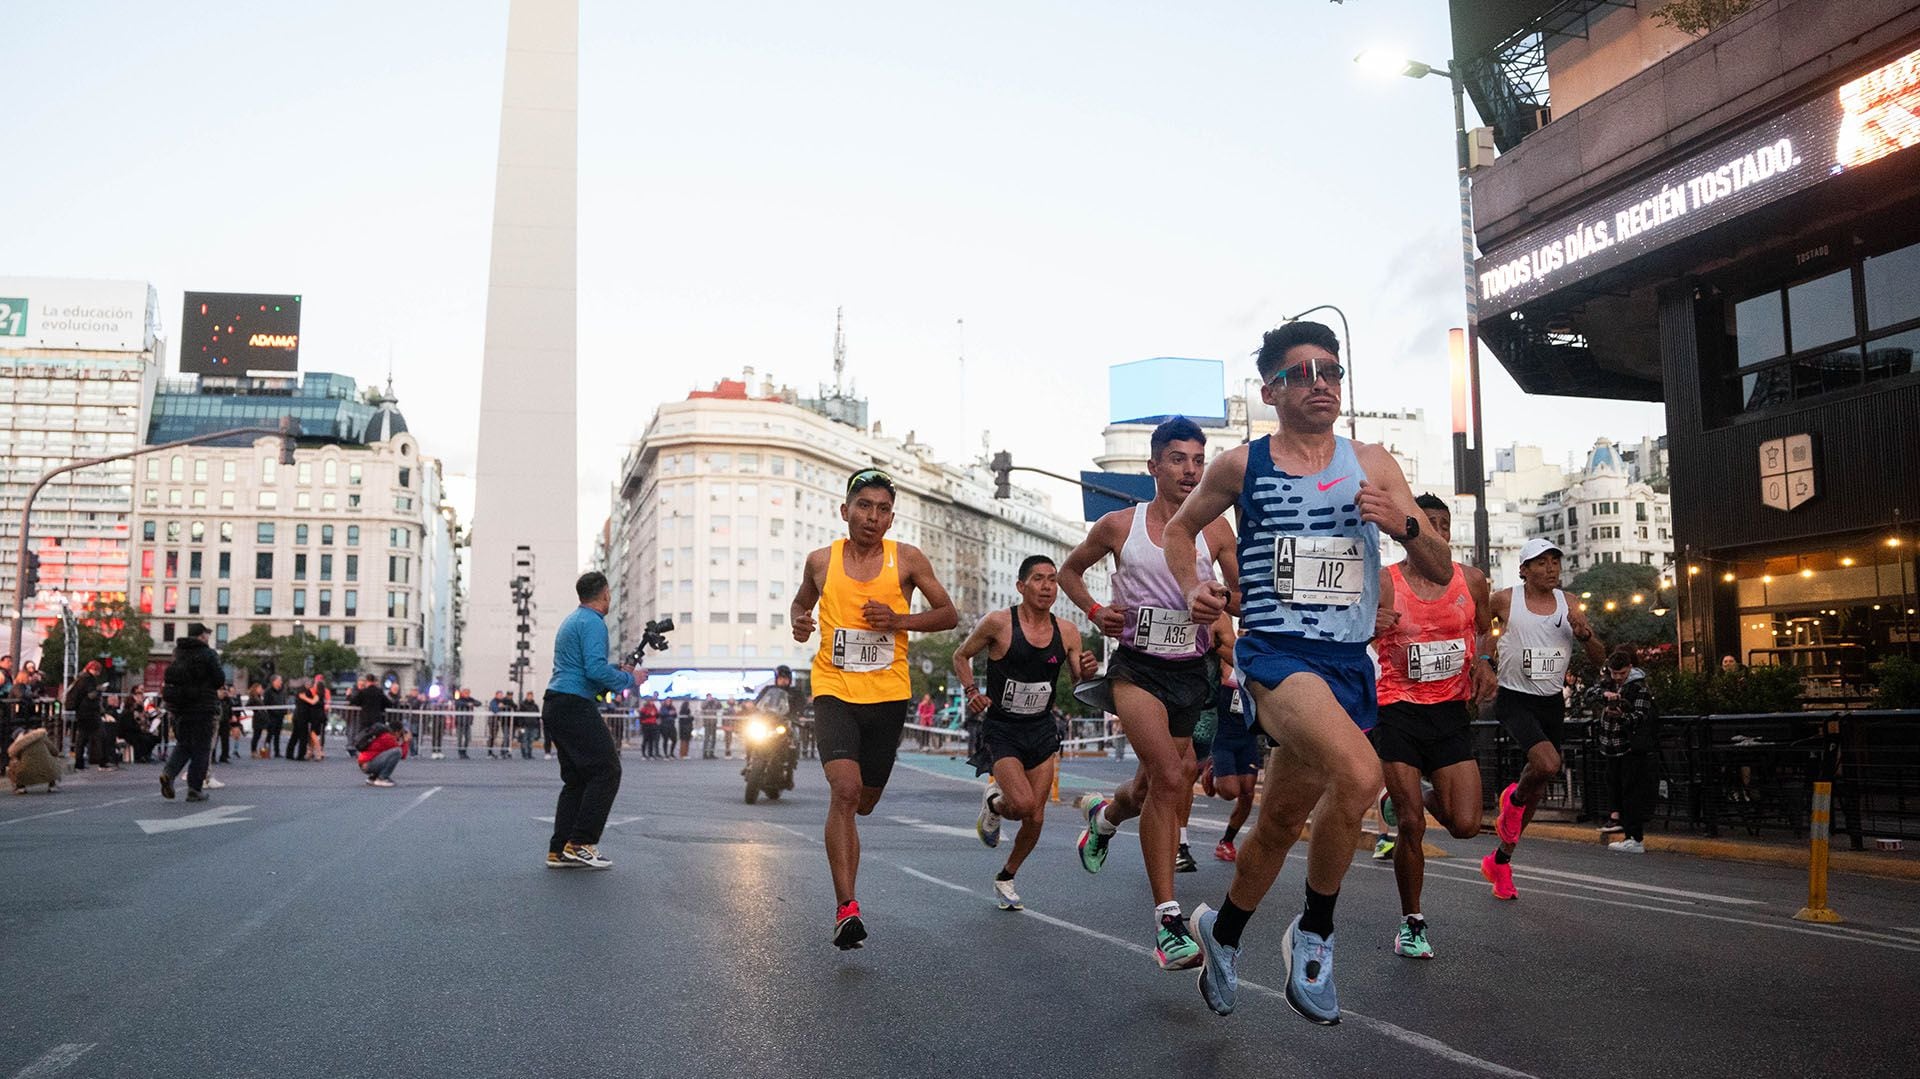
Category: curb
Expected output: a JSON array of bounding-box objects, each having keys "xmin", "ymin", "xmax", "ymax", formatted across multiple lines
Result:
[{"xmin": 1520, "ymin": 821, "xmax": 1920, "ymax": 882}]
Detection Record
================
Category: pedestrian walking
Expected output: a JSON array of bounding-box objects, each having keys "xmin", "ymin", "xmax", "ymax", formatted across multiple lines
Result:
[
  {"xmin": 64, "ymin": 660, "xmax": 108, "ymax": 771},
  {"xmin": 159, "ymin": 624, "xmax": 225, "ymax": 802},
  {"xmin": 541, "ymin": 572, "xmax": 641, "ymax": 870}
]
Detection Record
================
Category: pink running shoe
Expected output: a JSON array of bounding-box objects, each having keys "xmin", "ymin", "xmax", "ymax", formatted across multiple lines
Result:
[
  {"xmin": 1481, "ymin": 853, "xmax": 1518, "ymax": 901},
  {"xmin": 1494, "ymin": 783, "xmax": 1525, "ymax": 845},
  {"xmin": 1214, "ymin": 839, "xmax": 1237, "ymax": 862}
]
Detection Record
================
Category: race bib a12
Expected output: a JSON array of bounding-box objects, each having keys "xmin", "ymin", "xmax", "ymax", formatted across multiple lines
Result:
[
  {"xmin": 1274, "ymin": 536, "xmax": 1365, "ymax": 607},
  {"xmin": 999, "ymin": 679, "xmax": 1052, "ymax": 716},
  {"xmin": 1134, "ymin": 606, "xmax": 1197, "ymax": 656},
  {"xmin": 832, "ymin": 628, "xmax": 895, "ymax": 672},
  {"xmin": 1407, "ymin": 637, "xmax": 1467, "ymax": 682}
]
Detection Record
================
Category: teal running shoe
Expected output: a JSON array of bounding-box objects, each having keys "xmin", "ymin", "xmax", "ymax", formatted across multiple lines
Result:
[
  {"xmin": 1192, "ymin": 903, "xmax": 1240, "ymax": 1015},
  {"xmin": 1371, "ymin": 834, "xmax": 1396, "ymax": 860},
  {"xmin": 1393, "ymin": 918, "xmax": 1434, "ymax": 959},
  {"xmin": 1155, "ymin": 912, "xmax": 1202, "ymax": 970},
  {"xmin": 1077, "ymin": 796, "xmax": 1112, "ymax": 874},
  {"xmin": 1281, "ymin": 916, "xmax": 1340, "ymax": 1025}
]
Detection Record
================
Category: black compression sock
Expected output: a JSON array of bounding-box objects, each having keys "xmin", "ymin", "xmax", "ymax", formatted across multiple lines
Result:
[
  {"xmin": 995, "ymin": 869, "xmax": 1015, "ymax": 882},
  {"xmin": 1213, "ymin": 898, "xmax": 1254, "ymax": 949},
  {"xmin": 1299, "ymin": 884, "xmax": 1338, "ymax": 938},
  {"xmin": 1494, "ymin": 849, "xmax": 1512, "ymax": 865},
  {"xmin": 1222, "ymin": 825, "xmax": 1241, "ymax": 843}
]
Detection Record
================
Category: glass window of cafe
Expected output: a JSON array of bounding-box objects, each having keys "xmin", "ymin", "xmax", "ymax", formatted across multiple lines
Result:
[{"xmin": 1722, "ymin": 538, "xmax": 1918, "ymax": 693}]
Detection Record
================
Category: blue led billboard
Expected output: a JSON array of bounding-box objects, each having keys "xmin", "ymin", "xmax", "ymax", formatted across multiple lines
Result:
[{"xmin": 1109, "ymin": 357, "xmax": 1226, "ymax": 425}]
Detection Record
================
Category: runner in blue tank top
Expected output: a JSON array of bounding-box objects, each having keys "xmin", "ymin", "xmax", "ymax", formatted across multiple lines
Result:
[{"xmin": 1161, "ymin": 321, "xmax": 1454, "ymax": 1026}]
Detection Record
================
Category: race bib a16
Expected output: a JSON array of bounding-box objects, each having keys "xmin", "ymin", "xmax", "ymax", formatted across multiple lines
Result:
[{"xmin": 1407, "ymin": 637, "xmax": 1467, "ymax": 682}]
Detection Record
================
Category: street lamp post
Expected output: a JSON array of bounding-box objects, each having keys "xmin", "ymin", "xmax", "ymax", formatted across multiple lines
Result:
[
  {"xmin": 1282, "ymin": 304, "xmax": 1356, "ymax": 440},
  {"xmin": 1354, "ymin": 50, "xmax": 1492, "ymax": 573},
  {"xmin": 7, "ymin": 417, "xmax": 300, "ymax": 674}
]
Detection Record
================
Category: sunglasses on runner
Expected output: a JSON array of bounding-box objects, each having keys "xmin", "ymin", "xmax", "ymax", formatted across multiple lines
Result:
[
  {"xmin": 1265, "ymin": 358, "xmax": 1346, "ymax": 388},
  {"xmin": 846, "ymin": 468, "xmax": 896, "ymax": 498}
]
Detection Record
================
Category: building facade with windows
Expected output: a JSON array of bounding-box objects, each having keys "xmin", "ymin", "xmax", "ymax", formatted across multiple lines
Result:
[
  {"xmin": 1524, "ymin": 439, "xmax": 1674, "ymax": 577},
  {"xmin": 605, "ymin": 378, "xmax": 1105, "ymax": 673},
  {"xmin": 1458, "ymin": 1, "xmax": 1920, "ymax": 674},
  {"xmin": 0, "ymin": 277, "xmax": 163, "ymax": 658},
  {"xmin": 128, "ymin": 373, "xmax": 459, "ymax": 688}
]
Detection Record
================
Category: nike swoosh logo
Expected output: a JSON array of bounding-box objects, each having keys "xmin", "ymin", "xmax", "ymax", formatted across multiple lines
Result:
[{"xmin": 1317, "ymin": 477, "xmax": 1347, "ymax": 492}]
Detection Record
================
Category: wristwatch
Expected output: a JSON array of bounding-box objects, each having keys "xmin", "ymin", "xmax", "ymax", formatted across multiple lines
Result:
[{"xmin": 1397, "ymin": 515, "xmax": 1421, "ymax": 542}]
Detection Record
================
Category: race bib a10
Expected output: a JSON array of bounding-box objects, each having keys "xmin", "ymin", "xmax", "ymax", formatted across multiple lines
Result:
[
  {"xmin": 1407, "ymin": 637, "xmax": 1467, "ymax": 682},
  {"xmin": 999, "ymin": 679, "xmax": 1052, "ymax": 716},
  {"xmin": 1134, "ymin": 606, "xmax": 1197, "ymax": 656},
  {"xmin": 1274, "ymin": 536, "xmax": 1365, "ymax": 607},
  {"xmin": 832, "ymin": 628, "xmax": 895, "ymax": 672},
  {"xmin": 1522, "ymin": 646, "xmax": 1568, "ymax": 680}
]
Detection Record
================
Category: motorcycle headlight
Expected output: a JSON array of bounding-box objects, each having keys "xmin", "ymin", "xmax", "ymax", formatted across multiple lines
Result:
[
  {"xmin": 745, "ymin": 718, "xmax": 771, "ymax": 743},
  {"xmin": 774, "ymin": 725, "xmax": 788, "ymax": 736}
]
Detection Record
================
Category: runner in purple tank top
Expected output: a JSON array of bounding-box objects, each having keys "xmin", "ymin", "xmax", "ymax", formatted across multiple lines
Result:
[{"xmin": 1060, "ymin": 417, "xmax": 1239, "ymax": 971}]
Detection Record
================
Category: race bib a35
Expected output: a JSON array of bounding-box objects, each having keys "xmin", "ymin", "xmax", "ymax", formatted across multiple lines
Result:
[{"xmin": 1134, "ymin": 606, "xmax": 1197, "ymax": 657}]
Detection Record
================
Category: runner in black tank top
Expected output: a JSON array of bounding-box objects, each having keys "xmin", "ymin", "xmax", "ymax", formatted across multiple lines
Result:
[{"xmin": 952, "ymin": 556, "xmax": 1099, "ymax": 910}]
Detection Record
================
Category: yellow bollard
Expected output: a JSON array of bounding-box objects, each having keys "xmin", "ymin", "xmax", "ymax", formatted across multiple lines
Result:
[
  {"xmin": 1051, "ymin": 763, "xmax": 1061, "ymax": 804},
  {"xmin": 1794, "ymin": 780, "xmax": 1844, "ymax": 923}
]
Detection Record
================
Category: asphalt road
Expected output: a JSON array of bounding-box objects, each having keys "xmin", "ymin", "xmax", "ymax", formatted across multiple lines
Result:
[{"xmin": 3, "ymin": 748, "xmax": 1915, "ymax": 1079}]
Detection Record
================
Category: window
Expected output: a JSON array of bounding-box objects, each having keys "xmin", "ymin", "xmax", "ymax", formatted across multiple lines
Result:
[
  {"xmin": 739, "ymin": 613, "xmax": 758, "ymax": 625},
  {"xmin": 218, "ymin": 553, "xmax": 231, "ymax": 580},
  {"xmin": 219, "ymin": 522, "xmax": 233, "ymax": 543},
  {"xmin": 322, "ymin": 492, "xmax": 337, "ymax": 511},
  {"xmin": 190, "ymin": 521, "xmax": 205, "ymax": 541},
  {"xmin": 343, "ymin": 626, "xmax": 356, "ymax": 646},
  {"xmin": 296, "ymin": 524, "xmax": 309, "ymax": 545},
  {"xmin": 223, "ymin": 461, "xmax": 236, "ymax": 483},
  {"xmin": 256, "ymin": 552, "xmax": 275, "ymax": 579},
  {"xmin": 163, "ymin": 586, "xmax": 178, "ymax": 614},
  {"xmin": 192, "ymin": 490, "xmax": 206, "ymax": 508},
  {"xmin": 322, "ymin": 525, "xmax": 334, "ymax": 545},
  {"xmin": 258, "ymin": 491, "xmax": 278, "ymax": 509},
  {"xmin": 189, "ymin": 552, "xmax": 202, "ymax": 578},
  {"xmin": 739, "ymin": 453, "xmax": 760, "ymax": 473},
  {"xmin": 293, "ymin": 589, "xmax": 306, "ymax": 616},
  {"xmin": 318, "ymin": 625, "xmax": 331, "ymax": 641},
  {"xmin": 294, "ymin": 553, "xmax": 307, "ymax": 580},
  {"xmin": 215, "ymin": 624, "xmax": 229, "ymax": 646},
  {"xmin": 388, "ymin": 556, "xmax": 409, "ymax": 584},
  {"xmin": 347, "ymin": 493, "xmax": 360, "ymax": 509},
  {"xmin": 142, "ymin": 520, "xmax": 156, "ymax": 541},
  {"xmin": 193, "ymin": 459, "xmax": 208, "ymax": 483},
  {"xmin": 1789, "ymin": 269, "xmax": 1855, "ymax": 352},
  {"xmin": 165, "ymin": 551, "xmax": 179, "ymax": 577},
  {"xmin": 145, "ymin": 458, "xmax": 159, "ymax": 481},
  {"xmin": 389, "ymin": 528, "xmax": 406, "ymax": 548},
  {"xmin": 144, "ymin": 490, "xmax": 159, "ymax": 507},
  {"xmin": 738, "ymin": 484, "xmax": 757, "ymax": 503},
  {"xmin": 253, "ymin": 588, "xmax": 272, "ymax": 616},
  {"xmin": 139, "ymin": 585, "xmax": 153, "ymax": 613},
  {"xmin": 348, "ymin": 463, "xmax": 362, "ymax": 486},
  {"xmin": 319, "ymin": 589, "xmax": 332, "ymax": 616},
  {"xmin": 297, "ymin": 462, "xmax": 312, "ymax": 485},
  {"xmin": 220, "ymin": 491, "xmax": 234, "ymax": 509},
  {"xmin": 399, "ymin": 467, "xmax": 410, "ymax": 488},
  {"xmin": 387, "ymin": 591, "xmax": 408, "ymax": 619},
  {"xmin": 709, "ymin": 611, "xmax": 731, "ymax": 624},
  {"xmin": 140, "ymin": 550, "xmax": 155, "ymax": 578},
  {"xmin": 737, "ymin": 515, "xmax": 759, "ymax": 536},
  {"xmin": 261, "ymin": 457, "xmax": 277, "ymax": 484},
  {"xmin": 710, "ymin": 547, "xmax": 729, "ymax": 568},
  {"xmin": 711, "ymin": 482, "xmax": 731, "ymax": 503},
  {"xmin": 1865, "ymin": 241, "xmax": 1920, "ymax": 329},
  {"xmin": 169, "ymin": 455, "xmax": 183, "ymax": 482},
  {"xmin": 770, "ymin": 455, "xmax": 786, "ymax": 477},
  {"xmin": 345, "ymin": 590, "xmax": 358, "ymax": 617},
  {"xmin": 296, "ymin": 492, "xmax": 311, "ymax": 510},
  {"xmin": 388, "ymin": 627, "xmax": 398, "ymax": 647},
  {"xmin": 346, "ymin": 555, "xmax": 359, "ymax": 582},
  {"xmin": 324, "ymin": 459, "xmax": 337, "ymax": 485},
  {"xmin": 257, "ymin": 523, "xmax": 275, "ymax": 544},
  {"xmin": 320, "ymin": 554, "xmax": 333, "ymax": 581},
  {"xmin": 347, "ymin": 526, "xmax": 360, "ymax": 546},
  {"xmin": 166, "ymin": 521, "xmax": 181, "ymax": 541}
]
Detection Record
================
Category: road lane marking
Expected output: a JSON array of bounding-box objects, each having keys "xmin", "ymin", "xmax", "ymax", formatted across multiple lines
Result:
[
  {"xmin": 894, "ymin": 864, "xmax": 1539, "ymax": 1078},
  {"xmin": 1508, "ymin": 865, "xmax": 1765, "ymax": 906},
  {"xmin": 11, "ymin": 1043, "xmax": 95, "ymax": 1078},
  {"xmin": 135, "ymin": 805, "xmax": 254, "ymax": 834},
  {"xmin": 1407, "ymin": 863, "xmax": 1920, "ymax": 953},
  {"xmin": 0, "ymin": 795, "xmax": 143, "ymax": 827},
  {"xmin": 767, "ymin": 822, "xmax": 817, "ymax": 844},
  {"xmin": 889, "ymin": 815, "xmax": 986, "ymax": 840}
]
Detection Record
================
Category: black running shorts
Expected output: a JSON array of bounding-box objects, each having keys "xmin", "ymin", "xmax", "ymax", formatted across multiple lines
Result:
[
  {"xmin": 1107, "ymin": 648, "xmax": 1212, "ymax": 739},
  {"xmin": 1371, "ymin": 700, "xmax": 1476, "ymax": 773},
  {"xmin": 1495, "ymin": 688, "xmax": 1566, "ymax": 751},
  {"xmin": 970, "ymin": 717, "xmax": 1061, "ymax": 775},
  {"xmin": 813, "ymin": 695, "xmax": 909, "ymax": 789}
]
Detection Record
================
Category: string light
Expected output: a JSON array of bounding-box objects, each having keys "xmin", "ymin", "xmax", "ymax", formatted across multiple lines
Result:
[
  {"xmin": 1722, "ymin": 572, "xmax": 1736, "ymax": 583},
  {"xmin": 1841, "ymin": 556, "xmax": 1856, "ymax": 567},
  {"xmin": 1687, "ymin": 565, "xmax": 1701, "ymax": 576},
  {"xmin": 1800, "ymin": 568, "xmax": 1814, "ymax": 578}
]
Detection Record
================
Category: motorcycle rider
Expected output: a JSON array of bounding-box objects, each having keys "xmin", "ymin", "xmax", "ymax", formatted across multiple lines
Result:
[{"xmin": 744, "ymin": 665, "xmax": 805, "ymax": 789}]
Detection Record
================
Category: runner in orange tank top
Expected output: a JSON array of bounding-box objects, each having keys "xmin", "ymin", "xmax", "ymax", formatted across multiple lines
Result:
[
  {"xmin": 1369, "ymin": 494, "xmax": 1495, "ymax": 960},
  {"xmin": 790, "ymin": 467, "xmax": 957, "ymax": 950}
]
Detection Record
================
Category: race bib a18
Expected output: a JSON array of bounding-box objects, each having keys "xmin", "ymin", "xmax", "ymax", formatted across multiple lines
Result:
[
  {"xmin": 1273, "ymin": 536, "xmax": 1365, "ymax": 607},
  {"xmin": 999, "ymin": 679, "xmax": 1052, "ymax": 716},
  {"xmin": 1134, "ymin": 606, "xmax": 1197, "ymax": 656},
  {"xmin": 1522, "ymin": 646, "xmax": 1568, "ymax": 680},
  {"xmin": 1407, "ymin": 637, "xmax": 1467, "ymax": 682},
  {"xmin": 832, "ymin": 628, "xmax": 895, "ymax": 672}
]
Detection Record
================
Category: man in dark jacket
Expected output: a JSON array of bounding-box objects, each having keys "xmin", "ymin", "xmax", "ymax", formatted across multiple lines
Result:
[
  {"xmin": 1587, "ymin": 647, "xmax": 1659, "ymax": 854},
  {"xmin": 161, "ymin": 625, "xmax": 226, "ymax": 800},
  {"xmin": 348, "ymin": 676, "xmax": 393, "ymax": 742},
  {"xmin": 260, "ymin": 674, "xmax": 290, "ymax": 757},
  {"xmin": 66, "ymin": 660, "xmax": 107, "ymax": 770}
]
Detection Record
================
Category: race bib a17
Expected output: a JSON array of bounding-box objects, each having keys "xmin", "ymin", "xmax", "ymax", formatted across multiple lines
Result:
[
  {"xmin": 1134, "ymin": 606, "xmax": 1197, "ymax": 656},
  {"xmin": 832, "ymin": 628, "xmax": 895, "ymax": 672},
  {"xmin": 1274, "ymin": 536, "xmax": 1365, "ymax": 607},
  {"xmin": 1406, "ymin": 637, "xmax": 1467, "ymax": 682},
  {"xmin": 999, "ymin": 679, "xmax": 1052, "ymax": 716}
]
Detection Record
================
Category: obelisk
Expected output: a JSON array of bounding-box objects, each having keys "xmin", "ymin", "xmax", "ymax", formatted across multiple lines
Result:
[{"xmin": 466, "ymin": 0, "xmax": 578, "ymax": 695}]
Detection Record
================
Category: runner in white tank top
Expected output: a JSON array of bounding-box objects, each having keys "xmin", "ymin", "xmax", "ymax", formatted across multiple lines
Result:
[
  {"xmin": 1059, "ymin": 417, "xmax": 1239, "ymax": 972},
  {"xmin": 1483, "ymin": 538, "xmax": 1606, "ymax": 900}
]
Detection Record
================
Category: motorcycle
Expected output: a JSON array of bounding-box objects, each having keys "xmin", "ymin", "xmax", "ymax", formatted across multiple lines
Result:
[{"xmin": 740, "ymin": 685, "xmax": 799, "ymax": 804}]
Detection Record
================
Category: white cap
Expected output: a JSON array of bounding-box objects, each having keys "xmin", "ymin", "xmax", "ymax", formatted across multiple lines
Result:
[{"xmin": 1518, "ymin": 537, "xmax": 1563, "ymax": 565}]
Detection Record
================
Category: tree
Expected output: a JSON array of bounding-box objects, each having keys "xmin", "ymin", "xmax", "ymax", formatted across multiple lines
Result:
[
  {"xmin": 1652, "ymin": 0, "xmax": 1756, "ymax": 37},
  {"xmin": 907, "ymin": 630, "xmax": 964, "ymax": 703},
  {"xmin": 220, "ymin": 625, "xmax": 360, "ymax": 684},
  {"xmin": 38, "ymin": 599, "xmax": 154, "ymax": 684},
  {"xmin": 1565, "ymin": 563, "xmax": 1675, "ymax": 652}
]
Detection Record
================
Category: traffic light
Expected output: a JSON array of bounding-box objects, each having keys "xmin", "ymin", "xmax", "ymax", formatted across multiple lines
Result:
[
  {"xmin": 991, "ymin": 451, "xmax": 1013, "ymax": 499},
  {"xmin": 21, "ymin": 552, "xmax": 40, "ymax": 597}
]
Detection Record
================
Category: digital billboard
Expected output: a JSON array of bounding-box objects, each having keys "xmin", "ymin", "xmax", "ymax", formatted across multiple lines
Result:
[
  {"xmin": 0, "ymin": 277, "xmax": 156, "ymax": 352},
  {"xmin": 180, "ymin": 291, "xmax": 302, "ymax": 373},
  {"xmin": 1108, "ymin": 357, "xmax": 1226, "ymax": 425}
]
